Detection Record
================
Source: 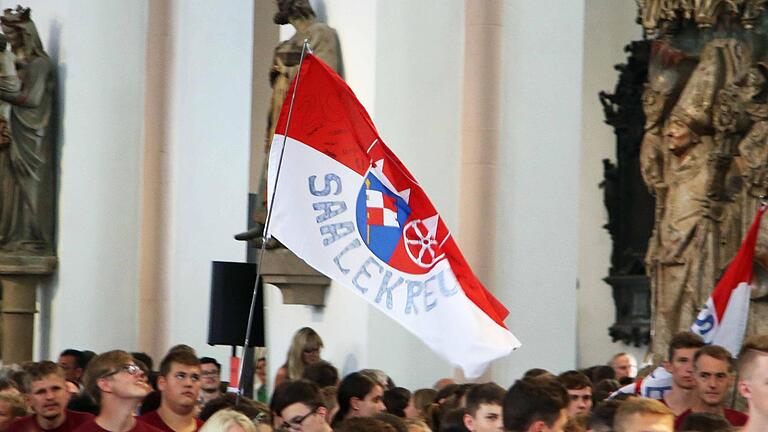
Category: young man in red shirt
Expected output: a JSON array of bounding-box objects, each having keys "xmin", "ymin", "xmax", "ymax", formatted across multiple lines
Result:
[
  {"xmin": 674, "ymin": 345, "xmax": 748, "ymax": 429},
  {"xmin": 9, "ymin": 362, "xmax": 93, "ymax": 432},
  {"xmin": 139, "ymin": 348, "xmax": 202, "ymax": 432},
  {"xmin": 75, "ymin": 350, "xmax": 159, "ymax": 432}
]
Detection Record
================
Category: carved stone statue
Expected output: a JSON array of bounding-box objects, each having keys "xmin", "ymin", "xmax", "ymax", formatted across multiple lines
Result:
[
  {"xmin": 635, "ymin": 1, "xmax": 768, "ymax": 359},
  {"xmin": 0, "ymin": 6, "xmax": 55, "ymax": 256},
  {"xmin": 239, "ymin": 0, "xmax": 342, "ymax": 245}
]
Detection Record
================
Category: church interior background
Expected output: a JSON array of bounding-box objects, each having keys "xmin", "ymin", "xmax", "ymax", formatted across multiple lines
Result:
[{"xmin": 0, "ymin": 0, "xmax": 647, "ymax": 390}]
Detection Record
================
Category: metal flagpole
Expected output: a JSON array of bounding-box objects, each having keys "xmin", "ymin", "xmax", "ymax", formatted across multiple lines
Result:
[{"xmin": 237, "ymin": 39, "xmax": 312, "ymax": 400}]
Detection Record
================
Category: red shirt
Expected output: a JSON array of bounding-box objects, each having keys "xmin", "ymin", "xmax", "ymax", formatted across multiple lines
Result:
[
  {"xmin": 674, "ymin": 408, "xmax": 749, "ymax": 430},
  {"xmin": 73, "ymin": 419, "xmax": 162, "ymax": 432},
  {"xmin": 9, "ymin": 410, "xmax": 94, "ymax": 432},
  {"xmin": 137, "ymin": 411, "xmax": 202, "ymax": 432}
]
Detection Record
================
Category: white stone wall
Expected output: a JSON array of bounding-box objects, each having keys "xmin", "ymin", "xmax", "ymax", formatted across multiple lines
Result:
[{"xmin": 578, "ymin": 0, "xmax": 646, "ymax": 368}]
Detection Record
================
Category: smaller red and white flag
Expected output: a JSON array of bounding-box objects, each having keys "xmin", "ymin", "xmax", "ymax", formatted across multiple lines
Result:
[
  {"xmin": 690, "ymin": 205, "xmax": 765, "ymax": 356},
  {"xmin": 612, "ymin": 206, "xmax": 766, "ymax": 399}
]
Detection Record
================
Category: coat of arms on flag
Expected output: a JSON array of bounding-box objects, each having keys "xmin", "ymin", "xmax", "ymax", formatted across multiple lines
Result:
[{"xmin": 266, "ymin": 53, "xmax": 520, "ymax": 377}]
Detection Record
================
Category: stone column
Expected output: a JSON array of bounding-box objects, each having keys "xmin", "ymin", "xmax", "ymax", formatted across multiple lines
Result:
[
  {"xmin": 0, "ymin": 257, "xmax": 56, "ymax": 364},
  {"xmin": 458, "ymin": 0, "xmax": 504, "ymax": 381},
  {"xmin": 459, "ymin": 0, "xmax": 504, "ymax": 284},
  {"xmin": 1, "ymin": 276, "xmax": 37, "ymax": 363}
]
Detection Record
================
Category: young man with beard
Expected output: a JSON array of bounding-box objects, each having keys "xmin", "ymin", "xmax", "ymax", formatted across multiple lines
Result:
[
  {"xmin": 737, "ymin": 334, "xmax": 768, "ymax": 432},
  {"xmin": 139, "ymin": 349, "xmax": 203, "ymax": 432},
  {"xmin": 661, "ymin": 332, "xmax": 705, "ymax": 415},
  {"xmin": 9, "ymin": 362, "xmax": 93, "ymax": 432},
  {"xmin": 462, "ymin": 383, "xmax": 505, "ymax": 432},
  {"xmin": 674, "ymin": 344, "xmax": 748, "ymax": 429},
  {"xmin": 75, "ymin": 350, "xmax": 159, "ymax": 432},
  {"xmin": 196, "ymin": 358, "xmax": 221, "ymax": 407}
]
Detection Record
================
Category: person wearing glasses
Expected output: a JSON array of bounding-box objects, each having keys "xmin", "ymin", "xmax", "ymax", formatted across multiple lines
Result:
[
  {"xmin": 9, "ymin": 361, "xmax": 93, "ymax": 432},
  {"xmin": 77, "ymin": 350, "xmax": 159, "ymax": 432},
  {"xmin": 197, "ymin": 358, "xmax": 222, "ymax": 408},
  {"xmin": 139, "ymin": 349, "xmax": 203, "ymax": 432},
  {"xmin": 271, "ymin": 380, "xmax": 331, "ymax": 432},
  {"xmin": 274, "ymin": 328, "xmax": 324, "ymax": 389}
]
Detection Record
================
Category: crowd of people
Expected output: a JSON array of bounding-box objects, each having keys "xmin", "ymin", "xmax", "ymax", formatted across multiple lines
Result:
[{"xmin": 0, "ymin": 327, "xmax": 765, "ymax": 432}]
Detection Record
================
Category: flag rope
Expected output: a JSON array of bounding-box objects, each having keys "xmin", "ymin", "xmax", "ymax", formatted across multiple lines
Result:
[{"xmin": 237, "ymin": 39, "xmax": 312, "ymax": 399}]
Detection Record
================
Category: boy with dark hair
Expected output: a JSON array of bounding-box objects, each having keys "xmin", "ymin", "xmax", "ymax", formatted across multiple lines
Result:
[
  {"xmin": 586, "ymin": 400, "xmax": 620, "ymax": 432},
  {"xmin": 503, "ymin": 378, "xmax": 568, "ymax": 432},
  {"xmin": 58, "ymin": 350, "xmax": 86, "ymax": 386},
  {"xmin": 661, "ymin": 331, "xmax": 705, "ymax": 415},
  {"xmin": 271, "ymin": 380, "xmax": 331, "ymax": 432},
  {"xmin": 302, "ymin": 360, "xmax": 339, "ymax": 388},
  {"xmin": 9, "ymin": 362, "xmax": 93, "ymax": 432},
  {"xmin": 462, "ymin": 383, "xmax": 505, "ymax": 432},
  {"xmin": 197, "ymin": 357, "xmax": 221, "ymax": 406},
  {"xmin": 556, "ymin": 371, "xmax": 592, "ymax": 418},
  {"xmin": 139, "ymin": 349, "xmax": 202, "ymax": 432},
  {"xmin": 737, "ymin": 334, "xmax": 768, "ymax": 432}
]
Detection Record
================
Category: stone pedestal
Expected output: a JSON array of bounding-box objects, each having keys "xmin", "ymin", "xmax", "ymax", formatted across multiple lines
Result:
[
  {"xmin": 257, "ymin": 248, "xmax": 329, "ymax": 306},
  {"xmin": 0, "ymin": 255, "xmax": 56, "ymax": 364}
]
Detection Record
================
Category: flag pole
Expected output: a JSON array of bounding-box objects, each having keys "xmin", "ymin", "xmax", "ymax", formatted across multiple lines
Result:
[{"xmin": 237, "ymin": 39, "xmax": 311, "ymax": 399}]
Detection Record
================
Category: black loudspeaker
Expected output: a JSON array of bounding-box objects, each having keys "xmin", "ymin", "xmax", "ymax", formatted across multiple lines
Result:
[{"xmin": 207, "ymin": 261, "xmax": 265, "ymax": 347}]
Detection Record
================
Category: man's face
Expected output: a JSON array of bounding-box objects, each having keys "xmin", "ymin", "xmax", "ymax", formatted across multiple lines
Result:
[
  {"xmin": 565, "ymin": 387, "xmax": 592, "ymax": 417},
  {"xmin": 463, "ymin": 403, "xmax": 503, "ymax": 432},
  {"xmin": 739, "ymin": 353, "xmax": 768, "ymax": 419},
  {"xmin": 200, "ymin": 362, "xmax": 221, "ymax": 392},
  {"xmin": 158, "ymin": 362, "xmax": 202, "ymax": 414},
  {"xmin": 58, "ymin": 355, "xmax": 82, "ymax": 383},
  {"xmin": 354, "ymin": 385, "xmax": 385, "ymax": 417},
  {"xmin": 612, "ymin": 354, "xmax": 636, "ymax": 380},
  {"xmin": 664, "ymin": 347, "xmax": 697, "ymax": 390},
  {"xmin": 694, "ymin": 354, "xmax": 732, "ymax": 407},
  {"xmin": 26, "ymin": 374, "xmax": 69, "ymax": 422},
  {"xmin": 280, "ymin": 402, "xmax": 327, "ymax": 432},
  {"xmin": 101, "ymin": 362, "xmax": 151, "ymax": 401},
  {"xmin": 619, "ymin": 413, "xmax": 673, "ymax": 432}
]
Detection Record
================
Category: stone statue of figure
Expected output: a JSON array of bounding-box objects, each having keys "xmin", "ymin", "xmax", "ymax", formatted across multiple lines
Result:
[
  {"xmin": 729, "ymin": 63, "xmax": 768, "ymax": 338},
  {"xmin": 0, "ymin": 6, "xmax": 55, "ymax": 255},
  {"xmin": 643, "ymin": 39, "xmax": 745, "ymax": 359},
  {"xmin": 239, "ymin": 0, "xmax": 342, "ymax": 245}
]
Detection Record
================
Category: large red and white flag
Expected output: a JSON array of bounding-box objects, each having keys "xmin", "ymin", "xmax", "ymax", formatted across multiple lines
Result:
[
  {"xmin": 266, "ymin": 54, "xmax": 520, "ymax": 377},
  {"xmin": 612, "ymin": 205, "xmax": 765, "ymax": 399}
]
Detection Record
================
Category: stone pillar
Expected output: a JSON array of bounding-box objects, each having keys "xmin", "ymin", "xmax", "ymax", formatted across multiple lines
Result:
[
  {"xmin": 458, "ymin": 0, "xmax": 504, "ymax": 381},
  {"xmin": 459, "ymin": 0, "xmax": 504, "ymax": 284},
  {"xmin": 0, "ymin": 257, "xmax": 56, "ymax": 364},
  {"xmin": 1, "ymin": 276, "xmax": 37, "ymax": 363}
]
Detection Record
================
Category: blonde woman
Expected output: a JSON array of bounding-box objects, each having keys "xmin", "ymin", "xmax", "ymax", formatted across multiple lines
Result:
[
  {"xmin": 199, "ymin": 409, "xmax": 257, "ymax": 432},
  {"xmin": 274, "ymin": 328, "xmax": 323, "ymax": 388}
]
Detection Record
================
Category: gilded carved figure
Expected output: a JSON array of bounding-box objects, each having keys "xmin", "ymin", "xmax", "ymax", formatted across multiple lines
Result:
[
  {"xmin": 0, "ymin": 6, "xmax": 55, "ymax": 256},
  {"xmin": 636, "ymin": 1, "xmax": 768, "ymax": 357}
]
